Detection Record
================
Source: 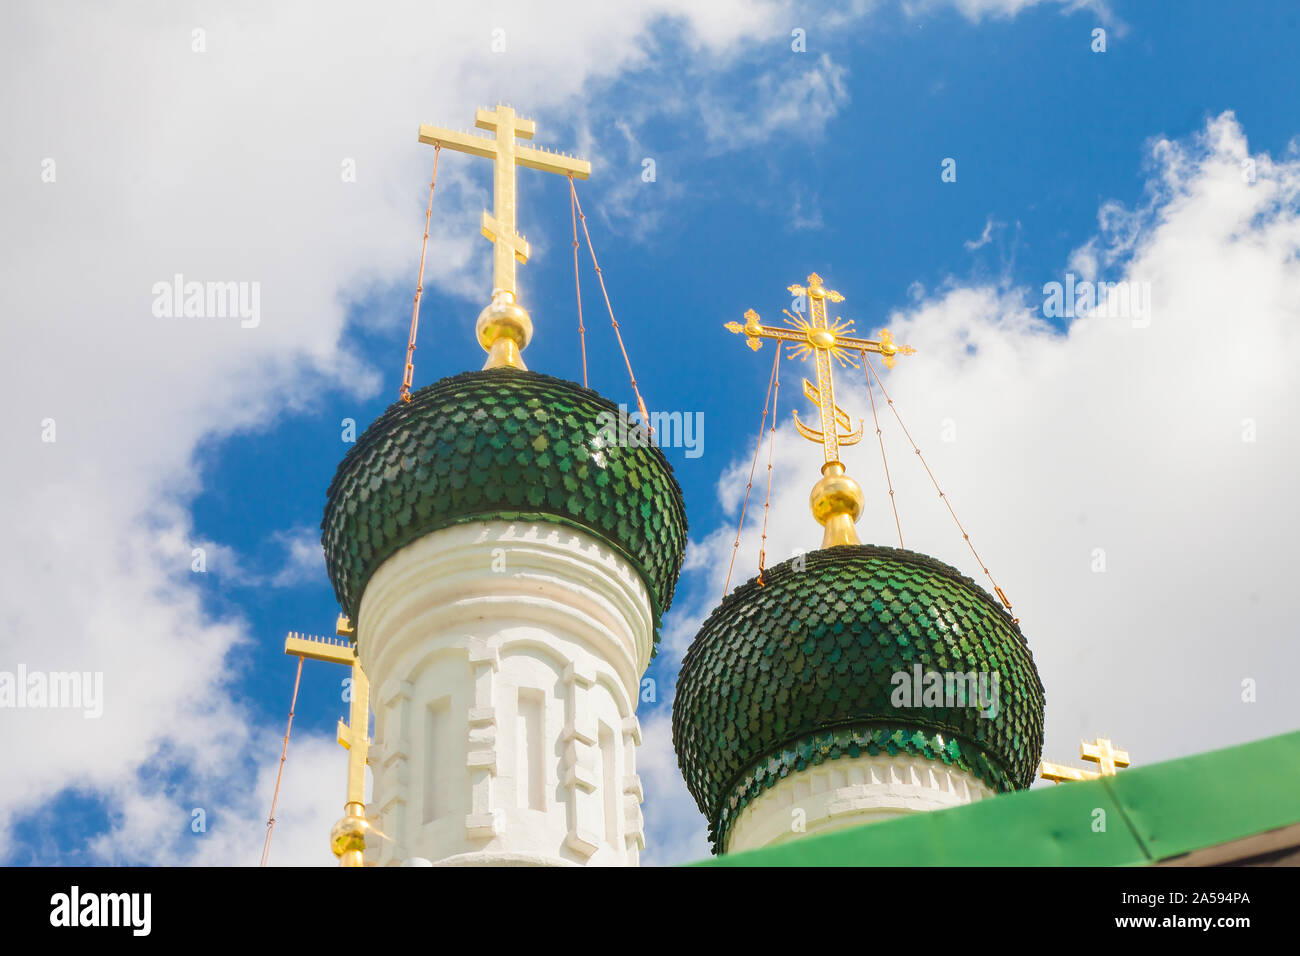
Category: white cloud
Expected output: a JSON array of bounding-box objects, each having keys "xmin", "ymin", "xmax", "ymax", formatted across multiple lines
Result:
[
  {"xmin": 964, "ymin": 216, "xmax": 999, "ymax": 250},
  {"xmin": 84, "ymin": 733, "xmax": 346, "ymax": 867},
  {"xmin": 908, "ymin": 0, "xmax": 1115, "ymax": 22},
  {"xmin": 751, "ymin": 53, "xmax": 851, "ymax": 143},
  {"xmin": 268, "ymin": 527, "xmax": 328, "ymax": 588}
]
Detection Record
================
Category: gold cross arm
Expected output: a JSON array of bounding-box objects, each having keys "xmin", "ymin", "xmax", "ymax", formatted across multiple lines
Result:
[
  {"xmin": 416, "ymin": 126, "xmax": 497, "ymax": 160},
  {"xmin": 417, "ymin": 126, "xmax": 591, "ymax": 179},
  {"xmin": 1040, "ymin": 760, "xmax": 1100, "ymax": 783},
  {"xmin": 284, "ymin": 631, "xmax": 354, "ymax": 666},
  {"xmin": 724, "ymin": 310, "xmax": 916, "ymax": 369},
  {"xmin": 788, "ymin": 275, "xmax": 844, "ymax": 303},
  {"xmin": 831, "ymin": 328, "xmax": 917, "ymax": 369},
  {"xmin": 725, "ymin": 308, "xmax": 802, "ymax": 351}
]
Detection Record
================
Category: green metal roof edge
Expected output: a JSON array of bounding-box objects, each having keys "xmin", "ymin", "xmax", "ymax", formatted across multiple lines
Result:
[
  {"xmin": 689, "ymin": 728, "xmax": 1300, "ymax": 866},
  {"xmin": 1103, "ymin": 728, "xmax": 1300, "ymax": 862}
]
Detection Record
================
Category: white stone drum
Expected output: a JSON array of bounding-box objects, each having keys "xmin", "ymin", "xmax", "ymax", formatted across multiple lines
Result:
[{"xmin": 355, "ymin": 519, "xmax": 653, "ymax": 867}]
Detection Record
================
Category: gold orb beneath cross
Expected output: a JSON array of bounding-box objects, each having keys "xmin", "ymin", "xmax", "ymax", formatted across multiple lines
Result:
[
  {"xmin": 810, "ymin": 462, "xmax": 864, "ymax": 548},
  {"xmin": 330, "ymin": 804, "xmax": 368, "ymax": 863},
  {"xmin": 476, "ymin": 290, "xmax": 533, "ymax": 370}
]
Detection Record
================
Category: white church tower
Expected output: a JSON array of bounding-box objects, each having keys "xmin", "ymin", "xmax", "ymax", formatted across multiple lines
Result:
[{"xmin": 318, "ymin": 106, "xmax": 687, "ymax": 866}]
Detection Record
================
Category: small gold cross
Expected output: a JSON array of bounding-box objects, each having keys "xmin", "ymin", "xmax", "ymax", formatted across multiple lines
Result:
[{"xmin": 1040, "ymin": 737, "xmax": 1131, "ymax": 783}]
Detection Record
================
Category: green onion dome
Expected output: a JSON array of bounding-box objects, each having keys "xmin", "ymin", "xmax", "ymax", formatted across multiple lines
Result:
[
  {"xmin": 672, "ymin": 545, "xmax": 1045, "ymax": 852},
  {"xmin": 321, "ymin": 368, "xmax": 688, "ymax": 645}
]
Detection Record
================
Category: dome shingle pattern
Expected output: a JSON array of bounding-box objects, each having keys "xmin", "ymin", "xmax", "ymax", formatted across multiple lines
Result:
[
  {"xmin": 673, "ymin": 545, "xmax": 1045, "ymax": 852},
  {"xmin": 321, "ymin": 368, "xmax": 688, "ymax": 646}
]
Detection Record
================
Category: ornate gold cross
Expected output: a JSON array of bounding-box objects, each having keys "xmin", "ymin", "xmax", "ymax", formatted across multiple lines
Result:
[
  {"xmin": 1040, "ymin": 737, "xmax": 1131, "ymax": 783},
  {"xmin": 725, "ymin": 274, "xmax": 916, "ymax": 549},
  {"xmin": 418, "ymin": 105, "xmax": 590, "ymax": 369},
  {"xmin": 726, "ymin": 273, "xmax": 915, "ymax": 466}
]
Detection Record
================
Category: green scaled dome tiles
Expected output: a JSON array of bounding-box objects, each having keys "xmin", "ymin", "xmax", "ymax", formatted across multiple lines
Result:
[
  {"xmin": 672, "ymin": 545, "xmax": 1045, "ymax": 852},
  {"xmin": 321, "ymin": 368, "xmax": 688, "ymax": 644}
]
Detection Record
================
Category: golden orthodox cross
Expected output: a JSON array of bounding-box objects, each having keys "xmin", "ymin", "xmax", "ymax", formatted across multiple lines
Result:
[
  {"xmin": 725, "ymin": 273, "xmax": 916, "ymax": 465},
  {"xmin": 725, "ymin": 274, "xmax": 916, "ymax": 549},
  {"xmin": 418, "ymin": 105, "xmax": 590, "ymax": 367},
  {"xmin": 284, "ymin": 614, "xmax": 372, "ymax": 866},
  {"xmin": 1040, "ymin": 737, "xmax": 1131, "ymax": 783}
]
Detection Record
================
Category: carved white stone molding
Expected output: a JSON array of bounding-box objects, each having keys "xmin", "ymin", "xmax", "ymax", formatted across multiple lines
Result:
[
  {"xmin": 724, "ymin": 752, "xmax": 995, "ymax": 855},
  {"xmin": 355, "ymin": 520, "xmax": 653, "ymax": 866}
]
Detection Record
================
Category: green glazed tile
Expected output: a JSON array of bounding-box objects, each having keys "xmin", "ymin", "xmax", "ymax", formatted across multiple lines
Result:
[
  {"xmin": 322, "ymin": 368, "xmax": 687, "ymax": 649},
  {"xmin": 672, "ymin": 545, "xmax": 1045, "ymax": 853}
]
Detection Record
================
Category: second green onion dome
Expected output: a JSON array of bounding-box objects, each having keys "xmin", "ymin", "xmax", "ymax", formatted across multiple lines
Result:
[
  {"xmin": 673, "ymin": 545, "xmax": 1045, "ymax": 852},
  {"xmin": 321, "ymin": 367, "xmax": 688, "ymax": 646}
]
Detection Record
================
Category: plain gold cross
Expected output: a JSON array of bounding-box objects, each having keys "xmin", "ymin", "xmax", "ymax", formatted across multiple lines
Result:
[
  {"xmin": 418, "ymin": 105, "xmax": 590, "ymax": 303},
  {"xmin": 1040, "ymin": 737, "xmax": 1131, "ymax": 783}
]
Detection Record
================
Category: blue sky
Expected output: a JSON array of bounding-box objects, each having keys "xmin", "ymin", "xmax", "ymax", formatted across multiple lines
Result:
[{"xmin": 4, "ymin": 0, "xmax": 1299, "ymax": 866}]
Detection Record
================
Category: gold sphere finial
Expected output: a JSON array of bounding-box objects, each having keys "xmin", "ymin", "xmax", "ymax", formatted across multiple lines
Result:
[
  {"xmin": 476, "ymin": 290, "xmax": 533, "ymax": 370},
  {"xmin": 330, "ymin": 802, "xmax": 368, "ymax": 867},
  {"xmin": 810, "ymin": 461, "xmax": 864, "ymax": 548}
]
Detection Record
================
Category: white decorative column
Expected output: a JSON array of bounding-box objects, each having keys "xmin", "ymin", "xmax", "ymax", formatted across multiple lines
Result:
[
  {"xmin": 356, "ymin": 518, "xmax": 654, "ymax": 866},
  {"xmin": 621, "ymin": 715, "xmax": 646, "ymax": 865},
  {"xmin": 723, "ymin": 753, "xmax": 994, "ymax": 854}
]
